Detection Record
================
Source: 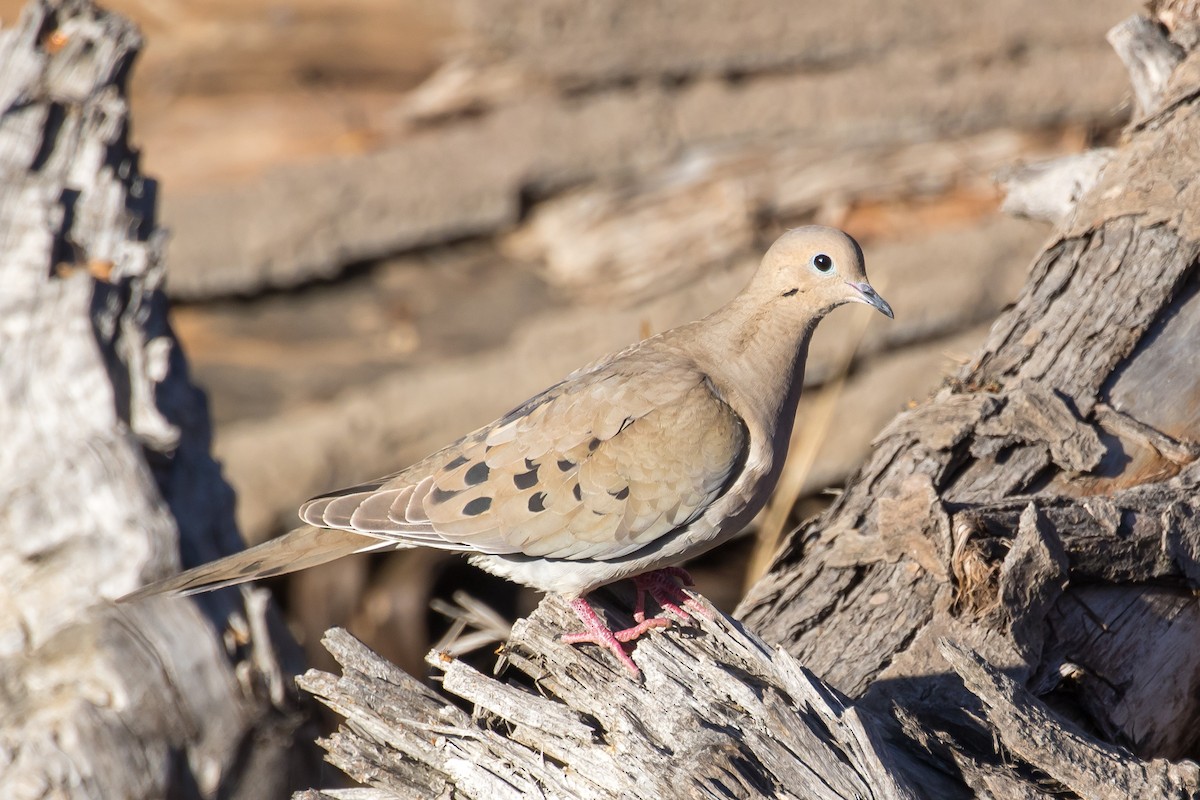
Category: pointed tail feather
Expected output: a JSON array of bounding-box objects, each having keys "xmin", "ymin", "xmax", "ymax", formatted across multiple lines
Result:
[{"xmin": 120, "ymin": 526, "xmax": 396, "ymax": 601}]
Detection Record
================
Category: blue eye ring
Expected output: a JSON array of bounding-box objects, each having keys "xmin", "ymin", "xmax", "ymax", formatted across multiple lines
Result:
[{"xmin": 812, "ymin": 253, "xmax": 833, "ymax": 272}]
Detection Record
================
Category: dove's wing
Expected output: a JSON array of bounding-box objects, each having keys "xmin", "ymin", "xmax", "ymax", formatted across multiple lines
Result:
[{"xmin": 301, "ymin": 349, "xmax": 749, "ymax": 562}]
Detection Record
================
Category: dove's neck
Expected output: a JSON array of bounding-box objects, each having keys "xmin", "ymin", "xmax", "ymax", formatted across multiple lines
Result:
[{"xmin": 696, "ymin": 293, "xmax": 825, "ymax": 434}]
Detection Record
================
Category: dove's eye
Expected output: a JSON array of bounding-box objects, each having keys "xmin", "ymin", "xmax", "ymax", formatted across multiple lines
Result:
[{"xmin": 812, "ymin": 253, "xmax": 833, "ymax": 273}]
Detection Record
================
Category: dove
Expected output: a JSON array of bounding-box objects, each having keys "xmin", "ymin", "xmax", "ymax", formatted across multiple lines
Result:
[{"xmin": 124, "ymin": 226, "xmax": 892, "ymax": 675}]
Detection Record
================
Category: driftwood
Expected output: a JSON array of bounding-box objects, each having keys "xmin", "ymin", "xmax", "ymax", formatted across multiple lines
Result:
[
  {"xmin": 297, "ymin": 8, "xmax": 1200, "ymax": 800},
  {"xmin": 0, "ymin": 1, "xmax": 310, "ymax": 797}
]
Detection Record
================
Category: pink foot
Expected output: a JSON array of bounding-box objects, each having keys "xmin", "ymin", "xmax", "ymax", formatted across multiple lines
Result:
[
  {"xmin": 560, "ymin": 571, "xmax": 713, "ymax": 676},
  {"xmin": 631, "ymin": 567, "xmax": 714, "ymax": 624},
  {"xmin": 562, "ymin": 597, "xmax": 668, "ymax": 675}
]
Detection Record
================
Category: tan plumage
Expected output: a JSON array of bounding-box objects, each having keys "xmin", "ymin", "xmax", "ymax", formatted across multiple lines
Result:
[
  {"xmin": 124, "ymin": 226, "xmax": 892, "ymax": 669},
  {"xmin": 302, "ymin": 355, "xmax": 744, "ymax": 565}
]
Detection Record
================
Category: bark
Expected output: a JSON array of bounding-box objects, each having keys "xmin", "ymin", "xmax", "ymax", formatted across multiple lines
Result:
[
  {"xmin": 297, "ymin": 8, "xmax": 1200, "ymax": 800},
  {"xmin": 737, "ymin": 3, "xmax": 1200, "ymax": 787},
  {"xmin": 0, "ymin": 1, "xmax": 312, "ymax": 797}
]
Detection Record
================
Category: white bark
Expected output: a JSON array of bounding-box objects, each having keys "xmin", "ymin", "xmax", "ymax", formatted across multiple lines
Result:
[{"xmin": 0, "ymin": 2, "xmax": 308, "ymax": 797}]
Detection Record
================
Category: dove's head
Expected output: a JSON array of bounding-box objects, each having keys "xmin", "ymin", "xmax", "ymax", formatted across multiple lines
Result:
[{"xmin": 758, "ymin": 226, "xmax": 893, "ymax": 319}]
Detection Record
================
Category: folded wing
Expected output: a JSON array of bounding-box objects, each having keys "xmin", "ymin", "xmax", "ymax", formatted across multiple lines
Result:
[{"xmin": 300, "ymin": 353, "xmax": 749, "ymax": 562}]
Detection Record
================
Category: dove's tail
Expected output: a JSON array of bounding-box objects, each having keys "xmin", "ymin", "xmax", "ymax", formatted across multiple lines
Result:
[{"xmin": 119, "ymin": 525, "xmax": 396, "ymax": 601}]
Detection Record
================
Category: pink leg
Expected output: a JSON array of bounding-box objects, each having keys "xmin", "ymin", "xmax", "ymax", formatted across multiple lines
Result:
[
  {"xmin": 560, "ymin": 570, "xmax": 712, "ymax": 676},
  {"xmin": 631, "ymin": 567, "xmax": 715, "ymax": 624},
  {"xmin": 561, "ymin": 597, "xmax": 668, "ymax": 676}
]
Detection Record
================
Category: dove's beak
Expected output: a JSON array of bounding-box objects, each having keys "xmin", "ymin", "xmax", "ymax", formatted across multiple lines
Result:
[{"xmin": 846, "ymin": 281, "xmax": 893, "ymax": 319}]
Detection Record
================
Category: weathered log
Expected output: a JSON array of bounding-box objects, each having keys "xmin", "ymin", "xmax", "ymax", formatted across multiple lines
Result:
[
  {"xmin": 297, "ymin": 6, "xmax": 1200, "ymax": 799},
  {"xmin": 0, "ymin": 1, "xmax": 311, "ymax": 797},
  {"xmin": 298, "ymin": 618, "xmax": 942, "ymax": 800}
]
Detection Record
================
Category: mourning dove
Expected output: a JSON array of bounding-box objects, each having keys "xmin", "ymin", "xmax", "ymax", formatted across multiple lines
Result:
[{"xmin": 125, "ymin": 226, "xmax": 892, "ymax": 675}]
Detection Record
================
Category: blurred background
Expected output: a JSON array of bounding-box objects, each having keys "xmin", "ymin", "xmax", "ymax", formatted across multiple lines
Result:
[{"xmin": 0, "ymin": 0, "xmax": 1139, "ymax": 676}]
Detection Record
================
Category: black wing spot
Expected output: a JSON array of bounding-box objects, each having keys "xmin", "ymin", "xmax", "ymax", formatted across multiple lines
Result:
[
  {"xmin": 513, "ymin": 465, "xmax": 540, "ymax": 490},
  {"xmin": 528, "ymin": 492, "xmax": 547, "ymax": 512},
  {"xmin": 524, "ymin": 457, "xmax": 537, "ymax": 470},
  {"xmin": 465, "ymin": 461, "xmax": 490, "ymax": 485},
  {"xmin": 430, "ymin": 487, "xmax": 460, "ymax": 504},
  {"xmin": 557, "ymin": 459, "xmax": 574, "ymax": 472},
  {"xmin": 781, "ymin": 288, "xmax": 799, "ymax": 297},
  {"xmin": 618, "ymin": 416, "xmax": 635, "ymax": 434},
  {"xmin": 463, "ymin": 497, "xmax": 492, "ymax": 516},
  {"xmin": 611, "ymin": 486, "xmax": 630, "ymax": 500},
  {"xmin": 445, "ymin": 454, "xmax": 470, "ymax": 470},
  {"xmin": 588, "ymin": 437, "xmax": 601, "ymax": 451},
  {"xmin": 572, "ymin": 483, "xmax": 582, "ymax": 501}
]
